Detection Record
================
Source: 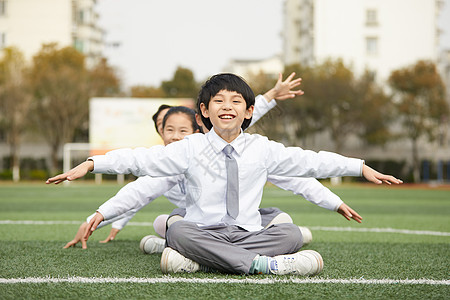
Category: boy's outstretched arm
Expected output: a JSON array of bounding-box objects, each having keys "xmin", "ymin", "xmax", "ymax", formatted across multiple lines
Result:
[
  {"xmin": 263, "ymin": 72, "xmax": 304, "ymax": 101},
  {"xmin": 46, "ymin": 160, "xmax": 94, "ymax": 184},
  {"xmin": 64, "ymin": 222, "xmax": 89, "ymax": 249},
  {"xmin": 337, "ymin": 203, "xmax": 362, "ymax": 223},
  {"xmin": 362, "ymin": 164, "xmax": 403, "ymax": 185}
]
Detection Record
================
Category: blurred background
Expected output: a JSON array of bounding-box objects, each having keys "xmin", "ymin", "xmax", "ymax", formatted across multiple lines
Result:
[{"xmin": 0, "ymin": 0, "xmax": 449, "ymax": 184}]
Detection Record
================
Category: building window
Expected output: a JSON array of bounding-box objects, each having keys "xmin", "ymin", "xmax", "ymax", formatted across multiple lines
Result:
[
  {"xmin": 78, "ymin": 10, "xmax": 85, "ymax": 23},
  {"xmin": 0, "ymin": 32, "xmax": 6, "ymax": 48},
  {"xmin": 0, "ymin": 0, "xmax": 6, "ymax": 16},
  {"xmin": 366, "ymin": 37, "xmax": 378, "ymax": 55},
  {"xmin": 74, "ymin": 39, "xmax": 84, "ymax": 52},
  {"xmin": 366, "ymin": 9, "xmax": 378, "ymax": 26}
]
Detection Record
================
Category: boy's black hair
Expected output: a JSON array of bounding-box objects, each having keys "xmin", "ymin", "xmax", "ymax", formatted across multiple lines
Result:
[
  {"xmin": 152, "ymin": 104, "xmax": 172, "ymax": 133},
  {"xmin": 162, "ymin": 106, "xmax": 201, "ymax": 133},
  {"xmin": 196, "ymin": 73, "xmax": 255, "ymax": 131}
]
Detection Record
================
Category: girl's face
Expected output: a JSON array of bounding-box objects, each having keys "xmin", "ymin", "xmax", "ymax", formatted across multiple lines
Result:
[{"xmin": 162, "ymin": 113, "xmax": 196, "ymax": 145}]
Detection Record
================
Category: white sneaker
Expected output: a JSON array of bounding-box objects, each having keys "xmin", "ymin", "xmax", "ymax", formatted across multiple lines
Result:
[
  {"xmin": 140, "ymin": 235, "xmax": 166, "ymax": 254},
  {"xmin": 269, "ymin": 250, "xmax": 323, "ymax": 276},
  {"xmin": 160, "ymin": 247, "xmax": 200, "ymax": 273},
  {"xmin": 298, "ymin": 226, "xmax": 313, "ymax": 245}
]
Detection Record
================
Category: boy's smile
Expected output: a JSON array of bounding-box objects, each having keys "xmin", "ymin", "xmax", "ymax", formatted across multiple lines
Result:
[{"xmin": 200, "ymin": 89, "xmax": 254, "ymax": 142}]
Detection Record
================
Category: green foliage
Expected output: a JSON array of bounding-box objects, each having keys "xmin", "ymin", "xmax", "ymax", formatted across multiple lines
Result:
[
  {"xmin": 88, "ymin": 58, "xmax": 122, "ymax": 97},
  {"xmin": 388, "ymin": 60, "xmax": 449, "ymax": 182},
  {"xmin": 0, "ymin": 47, "xmax": 32, "ymax": 174},
  {"xmin": 161, "ymin": 66, "xmax": 199, "ymax": 98},
  {"xmin": 130, "ymin": 85, "xmax": 166, "ymax": 98},
  {"xmin": 389, "ymin": 60, "xmax": 448, "ymax": 141},
  {"xmin": 254, "ymin": 61, "xmax": 393, "ymax": 152}
]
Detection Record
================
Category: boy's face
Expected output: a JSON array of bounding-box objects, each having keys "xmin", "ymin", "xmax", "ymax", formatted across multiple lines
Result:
[{"xmin": 200, "ymin": 89, "xmax": 253, "ymax": 136}]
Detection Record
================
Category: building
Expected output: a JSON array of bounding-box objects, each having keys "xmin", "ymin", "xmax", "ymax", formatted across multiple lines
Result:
[
  {"xmin": 281, "ymin": 0, "xmax": 449, "ymax": 181},
  {"xmin": 0, "ymin": 0, "xmax": 103, "ymax": 66},
  {"xmin": 223, "ymin": 55, "xmax": 284, "ymax": 81},
  {"xmin": 283, "ymin": 0, "xmax": 442, "ymax": 83}
]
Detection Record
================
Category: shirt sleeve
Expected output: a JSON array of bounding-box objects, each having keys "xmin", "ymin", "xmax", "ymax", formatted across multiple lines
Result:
[
  {"xmin": 249, "ymin": 94, "xmax": 277, "ymax": 128},
  {"xmin": 88, "ymin": 209, "xmax": 138, "ymax": 230},
  {"xmin": 95, "ymin": 175, "xmax": 179, "ymax": 222},
  {"xmin": 110, "ymin": 210, "xmax": 138, "ymax": 230},
  {"xmin": 264, "ymin": 138, "xmax": 364, "ymax": 178},
  {"xmin": 89, "ymin": 138, "xmax": 191, "ymax": 177},
  {"xmin": 267, "ymin": 175, "xmax": 343, "ymax": 211}
]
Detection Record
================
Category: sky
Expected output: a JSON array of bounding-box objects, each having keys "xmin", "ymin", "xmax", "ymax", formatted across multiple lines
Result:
[{"xmin": 96, "ymin": 0, "xmax": 450, "ymax": 88}]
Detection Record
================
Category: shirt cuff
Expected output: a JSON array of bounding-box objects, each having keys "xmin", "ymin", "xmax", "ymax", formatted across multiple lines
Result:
[
  {"xmin": 88, "ymin": 155, "xmax": 109, "ymax": 173},
  {"xmin": 346, "ymin": 158, "xmax": 365, "ymax": 176},
  {"xmin": 258, "ymin": 94, "xmax": 277, "ymax": 110}
]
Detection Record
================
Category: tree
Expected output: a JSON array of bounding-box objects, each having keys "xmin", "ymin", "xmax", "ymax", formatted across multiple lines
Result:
[
  {"xmin": 161, "ymin": 66, "xmax": 198, "ymax": 98},
  {"xmin": 28, "ymin": 44, "xmax": 90, "ymax": 174},
  {"xmin": 354, "ymin": 71, "xmax": 393, "ymax": 145},
  {"xmin": 0, "ymin": 47, "xmax": 31, "ymax": 181},
  {"xmin": 252, "ymin": 61, "xmax": 393, "ymax": 155},
  {"xmin": 389, "ymin": 60, "xmax": 449, "ymax": 182},
  {"xmin": 247, "ymin": 70, "xmax": 277, "ymax": 96},
  {"xmin": 130, "ymin": 85, "xmax": 166, "ymax": 98},
  {"xmin": 88, "ymin": 57, "xmax": 122, "ymax": 97}
]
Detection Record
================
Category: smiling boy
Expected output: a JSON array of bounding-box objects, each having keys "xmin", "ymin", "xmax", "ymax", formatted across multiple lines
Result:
[{"xmin": 47, "ymin": 73, "xmax": 402, "ymax": 275}]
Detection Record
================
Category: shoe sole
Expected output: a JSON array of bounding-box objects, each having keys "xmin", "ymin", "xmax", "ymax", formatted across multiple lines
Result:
[
  {"xmin": 160, "ymin": 247, "xmax": 171, "ymax": 273},
  {"xmin": 140, "ymin": 235, "xmax": 151, "ymax": 253},
  {"xmin": 301, "ymin": 250, "xmax": 323, "ymax": 275}
]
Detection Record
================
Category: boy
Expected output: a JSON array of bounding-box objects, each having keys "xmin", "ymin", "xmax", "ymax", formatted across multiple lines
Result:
[
  {"xmin": 65, "ymin": 73, "xmax": 326, "ymax": 248},
  {"xmin": 47, "ymin": 74, "xmax": 401, "ymax": 275}
]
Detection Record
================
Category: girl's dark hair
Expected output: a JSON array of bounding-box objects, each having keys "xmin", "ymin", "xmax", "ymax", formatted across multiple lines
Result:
[
  {"xmin": 152, "ymin": 104, "xmax": 172, "ymax": 133},
  {"xmin": 196, "ymin": 73, "xmax": 255, "ymax": 131},
  {"xmin": 162, "ymin": 106, "xmax": 200, "ymax": 133}
]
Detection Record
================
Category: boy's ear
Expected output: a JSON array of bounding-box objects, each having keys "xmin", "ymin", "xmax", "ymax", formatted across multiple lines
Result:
[
  {"xmin": 200, "ymin": 103, "xmax": 209, "ymax": 118},
  {"xmin": 244, "ymin": 105, "xmax": 254, "ymax": 119},
  {"xmin": 195, "ymin": 113, "xmax": 204, "ymax": 127}
]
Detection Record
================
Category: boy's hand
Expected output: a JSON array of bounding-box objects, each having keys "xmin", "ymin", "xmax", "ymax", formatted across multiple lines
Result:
[
  {"xmin": 99, "ymin": 228, "xmax": 120, "ymax": 243},
  {"xmin": 83, "ymin": 212, "xmax": 104, "ymax": 240},
  {"xmin": 46, "ymin": 160, "xmax": 94, "ymax": 184},
  {"xmin": 337, "ymin": 203, "xmax": 362, "ymax": 223},
  {"xmin": 263, "ymin": 72, "xmax": 304, "ymax": 102},
  {"xmin": 63, "ymin": 222, "xmax": 89, "ymax": 249},
  {"xmin": 362, "ymin": 164, "xmax": 403, "ymax": 185}
]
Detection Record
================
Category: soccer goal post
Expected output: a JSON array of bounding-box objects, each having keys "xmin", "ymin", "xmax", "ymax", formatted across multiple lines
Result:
[{"xmin": 63, "ymin": 143, "xmax": 124, "ymax": 185}]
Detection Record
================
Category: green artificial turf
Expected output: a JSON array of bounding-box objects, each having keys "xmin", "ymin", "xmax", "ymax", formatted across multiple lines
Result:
[{"xmin": 0, "ymin": 182, "xmax": 449, "ymax": 299}]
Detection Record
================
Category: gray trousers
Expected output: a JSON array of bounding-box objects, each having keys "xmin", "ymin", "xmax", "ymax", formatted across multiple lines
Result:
[
  {"xmin": 168, "ymin": 207, "xmax": 285, "ymax": 228},
  {"xmin": 166, "ymin": 221, "xmax": 303, "ymax": 274}
]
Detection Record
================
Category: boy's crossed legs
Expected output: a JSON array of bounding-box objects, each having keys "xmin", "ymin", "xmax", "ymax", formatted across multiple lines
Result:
[
  {"xmin": 141, "ymin": 207, "xmax": 312, "ymax": 255},
  {"xmin": 162, "ymin": 221, "xmax": 322, "ymax": 275}
]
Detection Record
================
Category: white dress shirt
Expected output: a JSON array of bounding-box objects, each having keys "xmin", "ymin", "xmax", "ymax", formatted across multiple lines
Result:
[
  {"xmin": 88, "ymin": 94, "xmax": 275, "ymax": 229},
  {"xmin": 91, "ymin": 129, "xmax": 362, "ymax": 231}
]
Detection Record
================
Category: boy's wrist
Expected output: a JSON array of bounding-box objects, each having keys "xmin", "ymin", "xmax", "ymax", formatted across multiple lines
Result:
[
  {"xmin": 85, "ymin": 160, "xmax": 94, "ymax": 172},
  {"xmin": 263, "ymin": 89, "xmax": 276, "ymax": 102}
]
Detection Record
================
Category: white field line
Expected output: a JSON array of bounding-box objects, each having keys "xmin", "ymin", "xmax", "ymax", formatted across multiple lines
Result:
[
  {"xmin": 1, "ymin": 220, "xmax": 449, "ymax": 236},
  {"xmin": 0, "ymin": 220, "xmax": 153, "ymax": 226},
  {"xmin": 0, "ymin": 276, "xmax": 449, "ymax": 285},
  {"xmin": 309, "ymin": 226, "xmax": 450, "ymax": 237}
]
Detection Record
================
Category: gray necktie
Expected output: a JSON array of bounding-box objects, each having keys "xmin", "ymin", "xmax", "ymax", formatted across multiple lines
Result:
[{"xmin": 223, "ymin": 144, "xmax": 239, "ymax": 219}]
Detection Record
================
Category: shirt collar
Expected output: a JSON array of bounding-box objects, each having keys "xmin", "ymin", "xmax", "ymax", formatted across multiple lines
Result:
[{"xmin": 206, "ymin": 127, "xmax": 246, "ymax": 156}]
